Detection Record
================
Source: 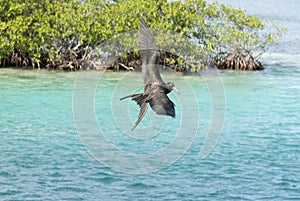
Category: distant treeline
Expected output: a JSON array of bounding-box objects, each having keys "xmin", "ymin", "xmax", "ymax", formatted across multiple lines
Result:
[{"xmin": 0, "ymin": 0, "xmax": 285, "ymax": 71}]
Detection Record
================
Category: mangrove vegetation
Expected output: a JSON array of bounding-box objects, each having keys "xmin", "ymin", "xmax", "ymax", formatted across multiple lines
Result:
[{"xmin": 0, "ymin": 0, "xmax": 286, "ymax": 71}]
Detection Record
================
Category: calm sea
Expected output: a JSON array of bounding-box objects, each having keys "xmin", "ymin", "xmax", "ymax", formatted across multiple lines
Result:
[{"xmin": 1, "ymin": 1, "xmax": 299, "ymax": 200}]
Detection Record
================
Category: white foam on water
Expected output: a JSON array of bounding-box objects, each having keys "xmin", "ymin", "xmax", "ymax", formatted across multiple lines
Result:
[{"xmin": 262, "ymin": 52, "xmax": 300, "ymax": 67}]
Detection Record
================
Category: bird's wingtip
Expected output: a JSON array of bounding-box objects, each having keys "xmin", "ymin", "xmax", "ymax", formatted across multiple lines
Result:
[{"xmin": 140, "ymin": 15, "xmax": 146, "ymax": 23}]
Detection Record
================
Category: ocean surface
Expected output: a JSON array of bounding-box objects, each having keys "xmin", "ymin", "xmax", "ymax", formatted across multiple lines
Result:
[{"xmin": 1, "ymin": 1, "xmax": 300, "ymax": 200}]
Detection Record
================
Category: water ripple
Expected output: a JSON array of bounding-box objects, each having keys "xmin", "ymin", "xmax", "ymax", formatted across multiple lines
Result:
[{"xmin": 0, "ymin": 68, "xmax": 299, "ymax": 200}]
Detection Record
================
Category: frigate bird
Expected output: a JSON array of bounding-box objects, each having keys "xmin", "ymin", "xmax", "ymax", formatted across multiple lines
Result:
[{"xmin": 120, "ymin": 17, "xmax": 179, "ymax": 130}]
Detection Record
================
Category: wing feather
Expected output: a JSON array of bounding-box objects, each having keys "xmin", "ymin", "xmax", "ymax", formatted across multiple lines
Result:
[
  {"xmin": 139, "ymin": 17, "xmax": 163, "ymax": 85},
  {"xmin": 149, "ymin": 92, "xmax": 175, "ymax": 117}
]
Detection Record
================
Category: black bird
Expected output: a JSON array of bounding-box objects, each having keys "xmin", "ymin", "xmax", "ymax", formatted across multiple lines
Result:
[{"xmin": 120, "ymin": 17, "xmax": 179, "ymax": 130}]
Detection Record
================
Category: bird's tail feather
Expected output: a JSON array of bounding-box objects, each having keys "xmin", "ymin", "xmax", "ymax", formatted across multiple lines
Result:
[
  {"xmin": 120, "ymin": 93, "xmax": 145, "ymax": 107},
  {"xmin": 120, "ymin": 94, "xmax": 138, "ymax": 101}
]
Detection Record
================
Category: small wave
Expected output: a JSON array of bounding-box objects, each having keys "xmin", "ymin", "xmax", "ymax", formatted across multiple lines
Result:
[{"xmin": 262, "ymin": 52, "xmax": 300, "ymax": 67}]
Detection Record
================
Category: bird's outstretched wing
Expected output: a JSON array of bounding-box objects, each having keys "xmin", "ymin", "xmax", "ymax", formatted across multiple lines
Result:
[
  {"xmin": 148, "ymin": 92, "xmax": 175, "ymax": 117},
  {"xmin": 139, "ymin": 17, "xmax": 163, "ymax": 85}
]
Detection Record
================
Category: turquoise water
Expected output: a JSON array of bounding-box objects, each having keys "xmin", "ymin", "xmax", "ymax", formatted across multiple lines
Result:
[{"xmin": 1, "ymin": 66, "xmax": 299, "ymax": 200}]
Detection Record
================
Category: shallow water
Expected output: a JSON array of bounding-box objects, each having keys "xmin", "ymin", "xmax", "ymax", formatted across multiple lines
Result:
[{"xmin": 0, "ymin": 66, "xmax": 299, "ymax": 200}]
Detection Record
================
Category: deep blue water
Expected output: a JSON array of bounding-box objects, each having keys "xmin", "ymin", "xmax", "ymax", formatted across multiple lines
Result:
[{"xmin": 1, "ymin": 1, "xmax": 300, "ymax": 200}]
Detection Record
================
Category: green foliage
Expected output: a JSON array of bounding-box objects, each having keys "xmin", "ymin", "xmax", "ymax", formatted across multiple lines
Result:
[
  {"xmin": 200, "ymin": 2, "xmax": 286, "ymax": 62},
  {"xmin": 0, "ymin": 0, "xmax": 285, "ymax": 70}
]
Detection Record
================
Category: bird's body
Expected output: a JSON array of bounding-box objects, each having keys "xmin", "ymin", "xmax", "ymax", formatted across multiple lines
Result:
[{"xmin": 120, "ymin": 17, "xmax": 178, "ymax": 130}]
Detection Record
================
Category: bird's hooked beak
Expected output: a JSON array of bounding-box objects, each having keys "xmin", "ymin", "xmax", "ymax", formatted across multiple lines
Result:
[{"xmin": 173, "ymin": 87, "xmax": 180, "ymax": 94}]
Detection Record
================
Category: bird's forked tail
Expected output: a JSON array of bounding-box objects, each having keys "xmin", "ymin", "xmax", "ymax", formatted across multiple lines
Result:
[{"xmin": 120, "ymin": 93, "xmax": 145, "ymax": 107}]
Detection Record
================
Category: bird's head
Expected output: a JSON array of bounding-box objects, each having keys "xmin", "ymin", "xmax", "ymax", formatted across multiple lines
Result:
[{"xmin": 166, "ymin": 82, "xmax": 180, "ymax": 93}]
